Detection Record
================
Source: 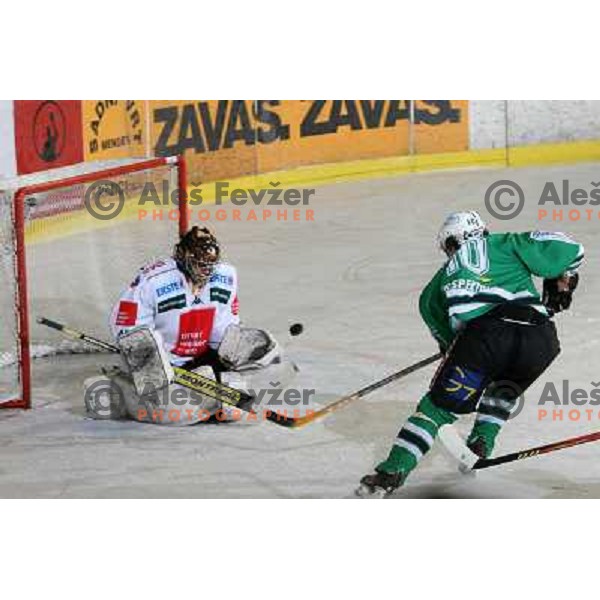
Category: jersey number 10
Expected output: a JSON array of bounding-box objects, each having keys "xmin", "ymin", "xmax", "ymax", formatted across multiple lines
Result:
[{"xmin": 446, "ymin": 238, "xmax": 489, "ymax": 276}]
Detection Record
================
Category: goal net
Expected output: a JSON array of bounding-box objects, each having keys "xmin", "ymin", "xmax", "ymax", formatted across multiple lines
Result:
[{"xmin": 0, "ymin": 156, "xmax": 187, "ymax": 409}]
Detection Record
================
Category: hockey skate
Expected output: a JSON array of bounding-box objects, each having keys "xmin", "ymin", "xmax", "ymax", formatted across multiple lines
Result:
[
  {"xmin": 355, "ymin": 470, "xmax": 406, "ymax": 498},
  {"xmin": 466, "ymin": 421, "xmax": 501, "ymax": 459},
  {"xmin": 466, "ymin": 436, "xmax": 489, "ymax": 459}
]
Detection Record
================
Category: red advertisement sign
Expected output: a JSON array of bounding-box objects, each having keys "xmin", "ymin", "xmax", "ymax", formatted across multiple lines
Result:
[{"xmin": 14, "ymin": 100, "xmax": 84, "ymax": 174}]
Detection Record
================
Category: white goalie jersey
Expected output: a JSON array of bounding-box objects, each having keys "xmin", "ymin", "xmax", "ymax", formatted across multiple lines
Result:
[{"xmin": 109, "ymin": 257, "xmax": 240, "ymax": 366}]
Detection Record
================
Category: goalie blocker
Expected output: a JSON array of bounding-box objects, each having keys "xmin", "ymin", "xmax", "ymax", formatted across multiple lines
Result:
[{"xmin": 84, "ymin": 324, "xmax": 298, "ymax": 425}]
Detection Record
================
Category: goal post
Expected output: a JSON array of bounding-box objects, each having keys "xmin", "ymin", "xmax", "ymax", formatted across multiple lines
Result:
[{"xmin": 1, "ymin": 155, "xmax": 188, "ymax": 410}]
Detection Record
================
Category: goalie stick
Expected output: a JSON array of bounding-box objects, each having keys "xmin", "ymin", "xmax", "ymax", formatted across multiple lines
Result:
[
  {"xmin": 37, "ymin": 317, "xmax": 441, "ymax": 428},
  {"xmin": 38, "ymin": 317, "xmax": 300, "ymax": 426},
  {"xmin": 438, "ymin": 424, "xmax": 600, "ymax": 471}
]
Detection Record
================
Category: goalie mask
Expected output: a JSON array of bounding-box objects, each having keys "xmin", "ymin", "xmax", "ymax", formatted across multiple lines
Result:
[
  {"xmin": 174, "ymin": 226, "xmax": 220, "ymax": 286},
  {"xmin": 437, "ymin": 211, "xmax": 487, "ymax": 257}
]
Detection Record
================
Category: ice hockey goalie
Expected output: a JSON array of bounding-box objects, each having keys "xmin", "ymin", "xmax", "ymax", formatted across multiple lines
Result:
[{"xmin": 83, "ymin": 226, "xmax": 295, "ymax": 425}]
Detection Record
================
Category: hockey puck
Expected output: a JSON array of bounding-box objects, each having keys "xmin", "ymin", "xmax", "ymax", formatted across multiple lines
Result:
[{"xmin": 289, "ymin": 323, "xmax": 304, "ymax": 336}]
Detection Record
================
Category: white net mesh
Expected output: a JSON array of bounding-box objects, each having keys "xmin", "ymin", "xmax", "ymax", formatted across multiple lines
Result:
[
  {"xmin": 0, "ymin": 191, "xmax": 19, "ymax": 403},
  {"xmin": 0, "ymin": 161, "xmax": 181, "ymax": 407}
]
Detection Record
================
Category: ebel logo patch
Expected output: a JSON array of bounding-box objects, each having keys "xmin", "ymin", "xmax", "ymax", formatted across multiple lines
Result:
[
  {"xmin": 210, "ymin": 287, "xmax": 231, "ymax": 304},
  {"xmin": 157, "ymin": 280, "xmax": 184, "ymax": 297},
  {"xmin": 209, "ymin": 272, "xmax": 234, "ymax": 286}
]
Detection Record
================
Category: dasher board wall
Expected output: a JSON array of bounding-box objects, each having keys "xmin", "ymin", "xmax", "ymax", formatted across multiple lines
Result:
[
  {"xmin": 3, "ymin": 101, "xmax": 600, "ymax": 186},
  {"xmin": 470, "ymin": 100, "xmax": 600, "ymax": 148}
]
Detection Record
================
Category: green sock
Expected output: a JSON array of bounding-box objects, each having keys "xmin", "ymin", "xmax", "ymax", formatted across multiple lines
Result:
[{"xmin": 377, "ymin": 393, "xmax": 457, "ymax": 476}]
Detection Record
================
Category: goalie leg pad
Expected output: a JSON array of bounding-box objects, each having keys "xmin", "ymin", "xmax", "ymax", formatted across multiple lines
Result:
[
  {"xmin": 117, "ymin": 327, "xmax": 174, "ymax": 397},
  {"xmin": 133, "ymin": 365, "xmax": 225, "ymax": 426},
  {"xmin": 84, "ymin": 366, "xmax": 227, "ymax": 426}
]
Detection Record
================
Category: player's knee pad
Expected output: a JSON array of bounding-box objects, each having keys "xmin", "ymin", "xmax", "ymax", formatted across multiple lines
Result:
[{"xmin": 429, "ymin": 362, "xmax": 487, "ymax": 414}]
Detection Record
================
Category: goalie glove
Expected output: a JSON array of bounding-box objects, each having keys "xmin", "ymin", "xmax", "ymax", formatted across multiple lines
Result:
[
  {"xmin": 542, "ymin": 272, "xmax": 579, "ymax": 315},
  {"xmin": 217, "ymin": 325, "xmax": 279, "ymax": 370}
]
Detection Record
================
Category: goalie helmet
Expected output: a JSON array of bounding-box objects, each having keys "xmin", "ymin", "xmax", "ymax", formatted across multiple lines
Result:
[
  {"xmin": 437, "ymin": 210, "xmax": 487, "ymax": 256},
  {"xmin": 174, "ymin": 226, "xmax": 220, "ymax": 286}
]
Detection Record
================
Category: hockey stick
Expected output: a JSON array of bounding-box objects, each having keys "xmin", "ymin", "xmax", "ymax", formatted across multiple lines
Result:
[
  {"xmin": 288, "ymin": 352, "xmax": 443, "ymax": 428},
  {"xmin": 37, "ymin": 317, "xmax": 296, "ymax": 426},
  {"xmin": 438, "ymin": 424, "xmax": 600, "ymax": 471},
  {"xmin": 437, "ymin": 425, "xmax": 479, "ymax": 472},
  {"xmin": 37, "ymin": 317, "xmax": 120, "ymax": 354},
  {"xmin": 37, "ymin": 317, "xmax": 441, "ymax": 429}
]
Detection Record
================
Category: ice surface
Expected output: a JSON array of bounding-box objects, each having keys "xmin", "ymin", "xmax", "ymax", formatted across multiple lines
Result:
[{"xmin": 1, "ymin": 162, "xmax": 599, "ymax": 498}]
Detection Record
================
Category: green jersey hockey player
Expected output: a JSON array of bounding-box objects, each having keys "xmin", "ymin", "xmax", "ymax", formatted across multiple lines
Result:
[{"xmin": 357, "ymin": 210, "xmax": 584, "ymax": 498}]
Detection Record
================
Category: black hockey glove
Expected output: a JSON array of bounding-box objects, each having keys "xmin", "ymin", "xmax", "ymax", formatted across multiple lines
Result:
[{"xmin": 542, "ymin": 272, "xmax": 579, "ymax": 314}]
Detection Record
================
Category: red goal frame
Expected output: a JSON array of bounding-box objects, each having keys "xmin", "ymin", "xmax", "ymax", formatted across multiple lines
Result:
[{"xmin": 1, "ymin": 155, "xmax": 188, "ymax": 409}]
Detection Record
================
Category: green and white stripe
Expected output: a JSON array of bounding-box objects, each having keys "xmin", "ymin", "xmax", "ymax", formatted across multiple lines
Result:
[
  {"xmin": 475, "ymin": 395, "xmax": 517, "ymax": 427},
  {"xmin": 394, "ymin": 415, "xmax": 438, "ymax": 461},
  {"xmin": 447, "ymin": 287, "xmax": 545, "ymax": 320}
]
